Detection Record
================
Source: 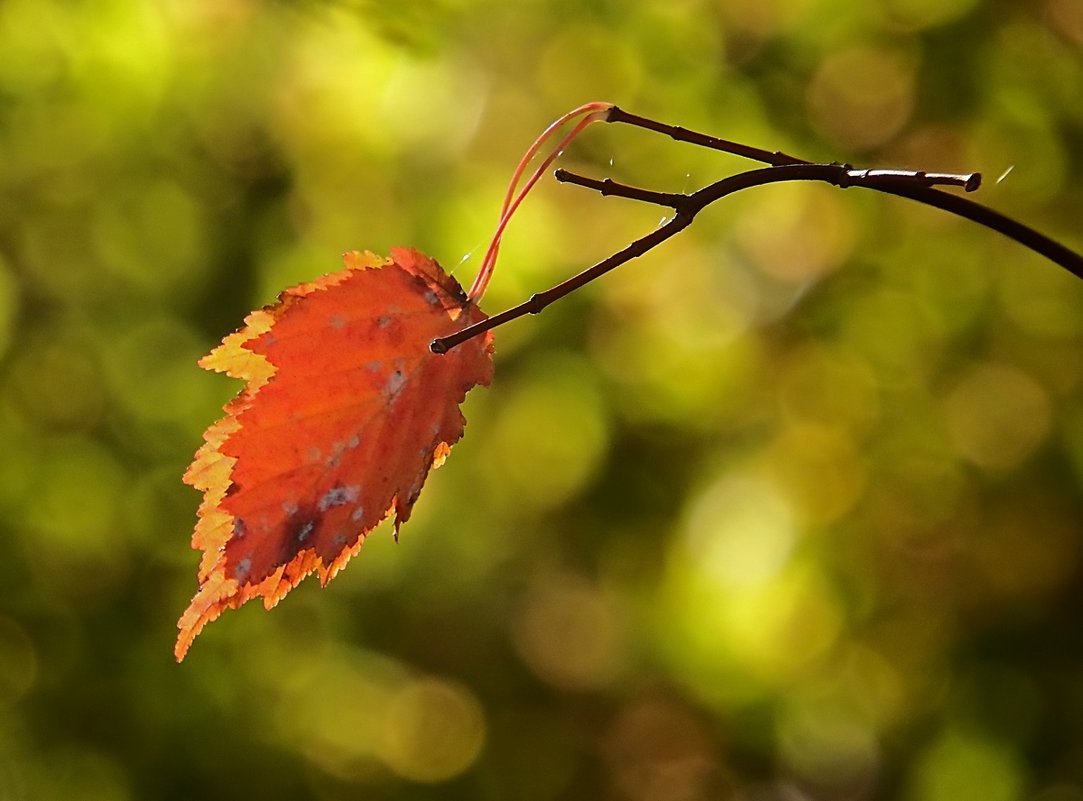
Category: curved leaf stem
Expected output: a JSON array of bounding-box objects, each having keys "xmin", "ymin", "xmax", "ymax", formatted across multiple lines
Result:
[{"xmin": 466, "ymin": 102, "xmax": 614, "ymax": 301}]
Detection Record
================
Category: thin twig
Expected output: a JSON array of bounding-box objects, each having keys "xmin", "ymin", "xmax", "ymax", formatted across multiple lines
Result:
[
  {"xmin": 553, "ymin": 171, "xmax": 686, "ymax": 208},
  {"xmin": 605, "ymin": 105, "xmax": 808, "ymax": 167}
]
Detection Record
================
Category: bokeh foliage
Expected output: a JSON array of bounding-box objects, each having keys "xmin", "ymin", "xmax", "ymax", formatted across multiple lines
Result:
[{"xmin": 1, "ymin": 0, "xmax": 1081, "ymax": 799}]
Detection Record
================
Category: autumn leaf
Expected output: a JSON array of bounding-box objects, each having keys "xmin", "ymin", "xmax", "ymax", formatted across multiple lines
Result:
[
  {"xmin": 176, "ymin": 103, "xmax": 614, "ymax": 661},
  {"xmin": 176, "ymin": 247, "xmax": 493, "ymax": 661}
]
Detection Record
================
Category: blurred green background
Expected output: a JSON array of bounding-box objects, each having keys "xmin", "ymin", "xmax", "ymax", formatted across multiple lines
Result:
[{"xmin": 1, "ymin": 0, "xmax": 1082, "ymax": 799}]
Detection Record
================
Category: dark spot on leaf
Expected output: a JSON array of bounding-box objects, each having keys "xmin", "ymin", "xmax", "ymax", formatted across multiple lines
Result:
[
  {"xmin": 296, "ymin": 519, "xmax": 316, "ymax": 543},
  {"xmin": 278, "ymin": 508, "xmax": 322, "ymax": 565},
  {"xmin": 318, "ymin": 484, "xmax": 359, "ymax": 512}
]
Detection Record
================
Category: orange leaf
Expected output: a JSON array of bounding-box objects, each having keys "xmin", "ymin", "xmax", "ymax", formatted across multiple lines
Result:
[{"xmin": 176, "ymin": 248, "xmax": 493, "ymax": 660}]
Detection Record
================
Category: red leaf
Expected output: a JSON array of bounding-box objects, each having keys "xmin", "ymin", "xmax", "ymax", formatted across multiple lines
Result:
[{"xmin": 176, "ymin": 248, "xmax": 492, "ymax": 660}]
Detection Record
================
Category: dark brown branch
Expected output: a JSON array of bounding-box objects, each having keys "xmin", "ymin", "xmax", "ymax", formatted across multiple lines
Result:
[
  {"xmin": 603, "ymin": 106, "xmax": 1078, "ymax": 276},
  {"xmin": 432, "ymin": 209, "xmax": 695, "ymax": 353},
  {"xmin": 432, "ymin": 163, "xmax": 982, "ymax": 354},
  {"xmin": 431, "ymin": 110, "xmax": 1083, "ymax": 354},
  {"xmin": 859, "ymin": 183, "xmax": 1083, "ymax": 276},
  {"xmin": 556, "ymin": 165, "xmax": 982, "ymax": 201}
]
